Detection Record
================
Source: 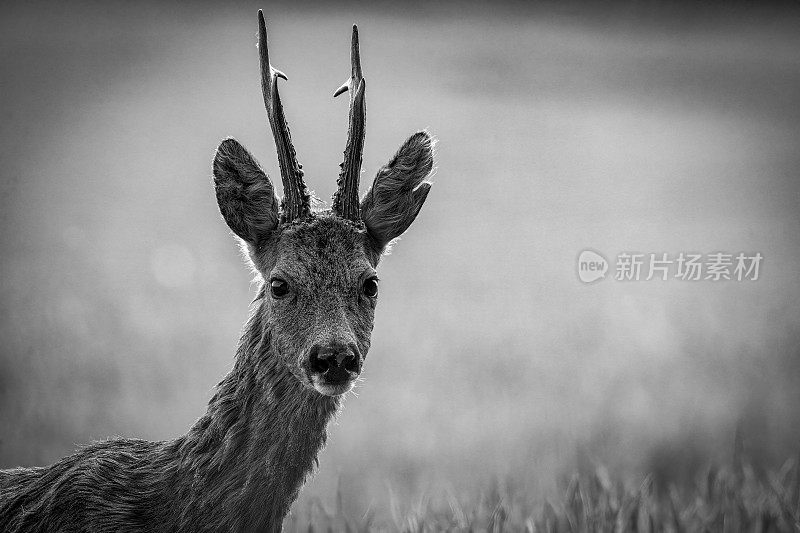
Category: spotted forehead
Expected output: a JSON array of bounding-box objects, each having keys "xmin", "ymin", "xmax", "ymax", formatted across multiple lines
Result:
[{"xmin": 273, "ymin": 214, "xmax": 373, "ymax": 286}]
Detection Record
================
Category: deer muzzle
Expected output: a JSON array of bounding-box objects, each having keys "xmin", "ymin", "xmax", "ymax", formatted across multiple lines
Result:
[{"xmin": 306, "ymin": 341, "xmax": 361, "ymax": 396}]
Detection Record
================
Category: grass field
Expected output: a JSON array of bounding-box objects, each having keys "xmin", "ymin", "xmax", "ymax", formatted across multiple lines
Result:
[{"xmin": 288, "ymin": 452, "xmax": 800, "ymax": 531}]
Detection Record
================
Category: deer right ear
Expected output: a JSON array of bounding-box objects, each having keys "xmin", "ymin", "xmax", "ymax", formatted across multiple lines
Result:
[
  {"xmin": 360, "ymin": 131, "xmax": 434, "ymax": 253},
  {"xmin": 213, "ymin": 138, "xmax": 279, "ymax": 244}
]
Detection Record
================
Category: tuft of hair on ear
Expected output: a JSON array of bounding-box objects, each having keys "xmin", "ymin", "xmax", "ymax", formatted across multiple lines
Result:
[
  {"xmin": 213, "ymin": 138, "xmax": 279, "ymax": 245},
  {"xmin": 237, "ymin": 237, "xmax": 264, "ymax": 286},
  {"xmin": 360, "ymin": 131, "xmax": 435, "ymax": 253}
]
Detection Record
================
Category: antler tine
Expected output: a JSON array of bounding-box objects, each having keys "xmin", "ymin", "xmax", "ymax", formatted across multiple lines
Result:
[
  {"xmin": 332, "ymin": 25, "xmax": 366, "ymax": 222},
  {"xmin": 258, "ymin": 10, "xmax": 310, "ymax": 222}
]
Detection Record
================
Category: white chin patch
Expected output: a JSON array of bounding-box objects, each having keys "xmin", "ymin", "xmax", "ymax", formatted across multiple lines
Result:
[{"xmin": 311, "ymin": 377, "xmax": 354, "ymax": 397}]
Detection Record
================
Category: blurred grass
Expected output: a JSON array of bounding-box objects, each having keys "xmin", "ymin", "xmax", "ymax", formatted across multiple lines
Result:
[{"xmin": 286, "ymin": 450, "xmax": 800, "ymax": 532}]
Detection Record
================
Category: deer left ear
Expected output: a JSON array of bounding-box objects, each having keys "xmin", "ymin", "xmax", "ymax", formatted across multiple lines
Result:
[
  {"xmin": 213, "ymin": 137, "xmax": 279, "ymax": 245},
  {"xmin": 360, "ymin": 131, "xmax": 434, "ymax": 253}
]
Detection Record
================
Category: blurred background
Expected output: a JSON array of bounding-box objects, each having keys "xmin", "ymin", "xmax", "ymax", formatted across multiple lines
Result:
[{"xmin": 1, "ymin": 0, "xmax": 799, "ymax": 523}]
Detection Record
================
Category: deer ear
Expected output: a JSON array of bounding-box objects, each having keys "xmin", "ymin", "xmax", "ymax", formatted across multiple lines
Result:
[
  {"xmin": 360, "ymin": 131, "xmax": 434, "ymax": 252},
  {"xmin": 213, "ymin": 138, "xmax": 279, "ymax": 244}
]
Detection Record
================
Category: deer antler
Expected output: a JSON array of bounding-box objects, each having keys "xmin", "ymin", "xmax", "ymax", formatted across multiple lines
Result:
[
  {"xmin": 258, "ymin": 10, "xmax": 310, "ymax": 222},
  {"xmin": 332, "ymin": 25, "xmax": 366, "ymax": 222}
]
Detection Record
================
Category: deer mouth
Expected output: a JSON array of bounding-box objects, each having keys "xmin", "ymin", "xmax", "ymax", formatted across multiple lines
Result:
[{"xmin": 311, "ymin": 376, "xmax": 356, "ymax": 397}]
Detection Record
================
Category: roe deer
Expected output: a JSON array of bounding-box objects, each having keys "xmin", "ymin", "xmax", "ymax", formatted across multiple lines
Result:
[{"xmin": 0, "ymin": 10, "xmax": 434, "ymax": 532}]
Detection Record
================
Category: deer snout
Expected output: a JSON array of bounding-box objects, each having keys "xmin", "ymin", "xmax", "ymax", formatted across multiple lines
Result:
[
  {"xmin": 309, "ymin": 343, "xmax": 361, "ymax": 375},
  {"xmin": 306, "ymin": 342, "xmax": 361, "ymax": 395}
]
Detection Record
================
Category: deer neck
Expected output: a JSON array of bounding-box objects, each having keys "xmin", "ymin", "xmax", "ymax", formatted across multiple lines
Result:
[{"xmin": 170, "ymin": 303, "xmax": 339, "ymax": 531}]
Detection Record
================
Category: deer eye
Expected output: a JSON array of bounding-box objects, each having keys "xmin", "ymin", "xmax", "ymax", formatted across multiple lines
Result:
[
  {"xmin": 362, "ymin": 278, "xmax": 379, "ymax": 298},
  {"xmin": 270, "ymin": 279, "xmax": 289, "ymax": 299}
]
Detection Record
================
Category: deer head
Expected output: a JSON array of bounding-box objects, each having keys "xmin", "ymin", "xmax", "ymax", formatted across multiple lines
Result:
[{"xmin": 212, "ymin": 12, "xmax": 433, "ymax": 397}]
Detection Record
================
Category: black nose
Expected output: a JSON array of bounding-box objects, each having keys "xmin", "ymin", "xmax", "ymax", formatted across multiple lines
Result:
[{"xmin": 308, "ymin": 343, "xmax": 360, "ymax": 379}]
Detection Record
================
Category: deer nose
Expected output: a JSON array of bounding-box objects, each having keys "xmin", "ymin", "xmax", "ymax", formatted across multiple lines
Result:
[{"xmin": 308, "ymin": 343, "xmax": 361, "ymax": 377}]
